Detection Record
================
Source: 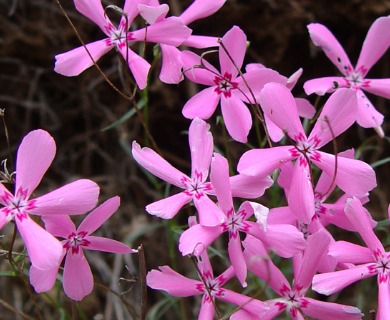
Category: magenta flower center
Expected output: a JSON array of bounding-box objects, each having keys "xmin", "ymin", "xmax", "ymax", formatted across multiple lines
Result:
[
  {"xmin": 104, "ymin": 21, "xmax": 134, "ymax": 49},
  {"xmin": 213, "ymin": 72, "xmax": 238, "ymax": 98},
  {"xmin": 1, "ymin": 187, "xmax": 35, "ymax": 222},
  {"xmin": 370, "ymin": 250, "xmax": 390, "ymax": 283},
  {"xmin": 344, "ymin": 67, "xmax": 370, "ymax": 89},
  {"xmin": 64, "ymin": 231, "xmax": 91, "ymax": 254},
  {"xmin": 276, "ymin": 284, "xmax": 309, "ymax": 313},
  {"xmin": 182, "ymin": 171, "xmax": 212, "ymax": 200},
  {"xmin": 222, "ymin": 208, "xmax": 249, "ymax": 238},
  {"xmin": 289, "ymin": 133, "xmax": 321, "ymax": 166},
  {"xmin": 195, "ymin": 272, "xmax": 224, "ymax": 302}
]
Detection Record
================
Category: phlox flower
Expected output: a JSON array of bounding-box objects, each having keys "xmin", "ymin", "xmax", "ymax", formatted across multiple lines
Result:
[
  {"xmin": 231, "ymin": 231, "xmax": 363, "ymax": 320},
  {"xmin": 181, "ymin": 25, "xmax": 287, "ymax": 142},
  {"xmin": 0, "ymin": 129, "xmax": 99, "ymax": 271},
  {"xmin": 54, "ymin": 0, "xmax": 192, "ymax": 89},
  {"xmin": 30, "ymin": 196, "xmax": 134, "ymax": 301},
  {"xmin": 147, "ymin": 226, "xmax": 270, "ymax": 320},
  {"xmin": 238, "ymin": 83, "xmax": 376, "ymax": 223},
  {"xmin": 179, "ymin": 153, "xmax": 306, "ymax": 286},
  {"xmin": 132, "ymin": 117, "xmax": 272, "ymax": 226},
  {"xmin": 312, "ymin": 197, "xmax": 390, "ymax": 320},
  {"xmin": 304, "ymin": 16, "xmax": 390, "ymax": 137},
  {"xmin": 148, "ymin": 0, "xmax": 226, "ymax": 83}
]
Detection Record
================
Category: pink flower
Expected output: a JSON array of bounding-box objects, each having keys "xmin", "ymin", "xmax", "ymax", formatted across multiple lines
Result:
[
  {"xmin": 154, "ymin": 0, "xmax": 226, "ymax": 83},
  {"xmin": 0, "ymin": 130, "xmax": 99, "ymax": 271},
  {"xmin": 179, "ymin": 153, "xmax": 305, "ymax": 286},
  {"xmin": 312, "ymin": 197, "xmax": 390, "ymax": 320},
  {"xmin": 181, "ymin": 26, "xmax": 287, "ymax": 142},
  {"xmin": 30, "ymin": 196, "xmax": 134, "ymax": 301},
  {"xmin": 304, "ymin": 16, "xmax": 390, "ymax": 137},
  {"xmin": 238, "ymin": 83, "xmax": 376, "ymax": 223},
  {"xmin": 54, "ymin": 0, "xmax": 192, "ymax": 89},
  {"xmin": 132, "ymin": 117, "xmax": 272, "ymax": 226},
  {"xmin": 147, "ymin": 239, "xmax": 269, "ymax": 320},
  {"xmin": 232, "ymin": 231, "xmax": 363, "ymax": 320}
]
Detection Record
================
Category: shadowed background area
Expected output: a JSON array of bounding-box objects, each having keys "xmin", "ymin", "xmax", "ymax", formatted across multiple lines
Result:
[{"xmin": 0, "ymin": 0, "xmax": 389, "ymax": 319}]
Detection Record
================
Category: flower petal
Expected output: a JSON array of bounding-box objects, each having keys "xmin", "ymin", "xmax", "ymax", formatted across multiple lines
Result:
[
  {"xmin": 74, "ymin": 0, "xmax": 111, "ymax": 34},
  {"xmin": 131, "ymin": 141, "xmax": 186, "ymax": 187},
  {"xmin": 86, "ymin": 236, "xmax": 134, "ymax": 253},
  {"xmin": 194, "ymin": 194, "xmax": 225, "ymax": 226},
  {"xmin": 229, "ymin": 174, "xmax": 273, "ymax": 199},
  {"xmin": 41, "ymin": 214, "xmax": 75, "ymax": 238},
  {"xmin": 16, "ymin": 130, "xmax": 56, "ymax": 199},
  {"xmin": 377, "ymin": 279, "xmax": 390, "ymax": 320},
  {"xmin": 228, "ymin": 236, "xmax": 247, "ymax": 287},
  {"xmin": 364, "ymin": 78, "xmax": 390, "ymax": 99},
  {"xmin": 189, "ymin": 118, "xmax": 213, "ymax": 179},
  {"xmin": 146, "ymin": 266, "xmax": 200, "ymax": 296},
  {"xmin": 329, "ymin": 240, "xmax": 374, "ymax": 264},
  {"xmin": 63, "ymin": 251, "xmax": 93, "ymax": 301},
  {"xmin": 182, "ymin": 35, "xmax": 219, "ymax": 48},
  {"xmin": 179, "ymin": 0, "xmax": 226, "ymax": 25},
  {"xmin": 303, "ymin": 297, "xmax": 363, "ymax": 320},
  {"xmin": 307, "ymin": 23, "xmax": 352, "ymax": 75},
  {"xmin": 182, "ymin": 86, "xmax": 220, "ymax": 119},
  {"xmin": 355, "ymin": 89, "xmax": 384, "ymax": 131},
  {"xmin": 356, "ymin": 16, "xmax": 390, "ymax": 75},
  {"xmin": 30, "ymin": 179, "xmax": 99, "ymax": 216},
  {"xmin": 303, "ymin": 77, "xmax": 347, "ymax": 95},
  {"xmin": 54, "ymin": 39, "xmax": 112, "ymax": 77},
  {"xmin": 16, "ymin": 214, "xmax": 63, "ymax": 270},
  {"xmin": 159, "ymin": 44, "xmax": 183, "ymax": 84},
  {"xmin": 146, "ymin": 192, "xmax": 192, "ymax": 220},
  {"xmin": 30, "ymin": 261, "xmax": 62, "ymax": 293},
  {"xmin": 219, "ymin": 26, "xmax": 246, "ymax": 77},
  {"xmin": 138, "ymin": 4, "xmax": 169, "ymax": 24},
  {"xmin": 181, "ymin": 50, "xmax": 219, "ymax": 86},
  {"xmin": 220, "ymin": 94, "xmax": 252, "ymax": 143}
]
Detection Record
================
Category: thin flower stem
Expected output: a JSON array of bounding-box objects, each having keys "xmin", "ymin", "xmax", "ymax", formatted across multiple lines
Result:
[
  {"xmin": 55, "ymin": 0, "xmax": 162, "ymax": 155},
  {"xmin": 0, "ymin": 298, "xmax": 36, "ymax": 320}
]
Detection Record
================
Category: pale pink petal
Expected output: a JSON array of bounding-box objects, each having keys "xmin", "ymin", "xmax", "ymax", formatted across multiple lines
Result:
[
  {"xmin": 0, "ymin": 183, "xmax": 12, "ymax": 206},
  {"xmin": 131, "ymin": 141, "xmax": 186, "ymax": 187},
  {"xmin": 182, "ymin": 87, "xmax": 220, "ymax": 119},
  {"xmin": 86, "ymin": 236, "xmax": 134, "ymax": 253},
  {"xmin": 219, "ymin": 26, "xmax": 246, "ymax": 77},
  {"xmin": 230, "ymin": 174, "xmax": 273, "ymax": 199},
  {"xmin": 220, "ymin": 289, "xmax": 270, "ymax": 316},
  {"xmin": 286, "ymin": 68, "xmax": 303, "ymax": 90},
  {"xmin": 364, "ymin": 78, "xmax": 390, "ymax": 99},
  {"xmin": 210, "ymin": 153, "xmax": 232, "ymax": 214},
  {"xmin": 30, "ymin": 179, "xmax": 99, "ymax": 216},
  {"xmin": 189, "ymin": 118, "xmax": 213, "ymax": 179},
  {"xmin": 138, "ymin": 4, "xmax": 169, "ymax": 24},
  {"xmin": 181, "ymin": 50, "xmax": 219, "ymax": 86},
  {"xmin": 248, "ymin": 202, "xmax": 268, "ymax": 230},
  {"xmin": 313, "ymin": 151, "xmax": 376, "ymax": 196},
  {"xmin": 41, "ymin": 215, "xmax": 75, "ymax": 238},
  {"xmin": 179, "ymin": 0, "xmax": 226, "ymax": 25},
  {"xmin": 264, "ymin": 114, "xmax": 284, "ymax": 142},
  {"xmin": 194, "ymin": 194, "xmax": 225, "ymax": 226},
  {"xmin": 312, "ymin": 263, "xmax": 373, "ymax": 295},
  {"xmin": 16, "ymin": 215, "xmax": 63, "ymax": 270},
  {"xmin": 63, "ymin": 251, "xmax": 93, "ymax": 301},
  {"xmin": 259, "ymin": 83, "xmax": 304, "ymax": 139},
  {"xmin": 307, "ymin": 23, "xmax": 352, "ymax": 75},
  {"xmin": 355, "ymin": 89, "xmax": 384, "ymax": 130},
  {"xmin": 77, "ymin": 196, "xmax": 119, "ymax": 234},
  {"xmin": 74, "ymin": 0, "xmax": 111, "ymax": 34},
  {"xmin": 179, "ymin": 224, "xmax": 223, "ymax": 256},
  {"xmin": 303, "ymin": 297, "xmax": 363, "ymax": 320},
  {"xmin": 54, "ymin": 40, "xmax": 112, "ymax": 77},
  {"xmin": 30, "ymin": 263, "xmax": 61, "ymax": 293},
  {"xmin": 377, "ymin": 280, "xmax": 390, "ymax": 320},
  {"xmin": 287, "ymin": 162, "xmax": 315, "ymax": 223},
  {"xmin": 237, "ymin": 146, "xmax": 295, "ymax": 176},
  {"xmin": 356, "ymin": 16, "xmax": 390, "ymax": 75},
  {"xmin": 243, "ymin": 235, "xmax": 289, "ymax": 294},
  {"xmin": 16, "ymin": 130, "xmax": 55, "ymax": 198},
  {"xmin": 344, "ymin": 197, "xmax": 384, "ymax": 252},
  {"xmin": 295, "ymin": 231, "xmax": 331, "ymax": 289},
  {"xmin": 199, "ymin": 298, "xmax": 215, "ymax": 320},
  {"xmin": 146, "ymin": 266, "xmax": 200, "ymax": 296},
  {"xmin": 182, "ymin": 35, "xmax": 218, "ymax": 48},
  {"xmin": 0, "ymin": 209, "xmax": 9, "ymax": 230},
  {"xmin": 146, "ymin": 192, "xmax": 192, "ymax": 219},
  {"xmin": 123, "ymin": 0, "xmax": 147, "ymax": 24},
  {"xmin": 237, "ymin": 68, "xmax": 287, "ymax": 104},
  {"xmin": 228, "ymin": 236, "xmax": 247, "ymax": 287},
  {"xmin": 220, "ymin": 94, "xmax": 252, "ymax": 143},
  {"xmin": 132, "ymin": 17, "xmax": 192, "ymax": 46},
  {"xmin": 159, "ymin": 44, "xmax": 183, "ymax": 84},
  {"xmin": 309, "ymin": 88, "xmax": 357, "ymax": 148},
  {"xmin": 267, "ymin": 206, "xmax": 296, "ymax": 225},
  {"xmin": 303, "ymin": 77, "xmax": 346, "ymax": 95},
  {"xmin": 328, "ymin": 241, "xmax": 374, "ymax": 264},
  {"xmin": 296, "ymin": 97, "xmax": 316, "ymax": 118},
  {"xmin": 118, "ymin": 46, "xmax": 150, "ymax": 90}
]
